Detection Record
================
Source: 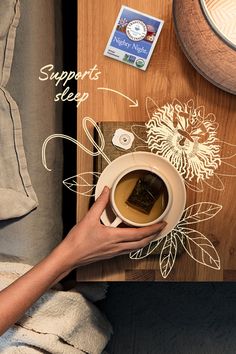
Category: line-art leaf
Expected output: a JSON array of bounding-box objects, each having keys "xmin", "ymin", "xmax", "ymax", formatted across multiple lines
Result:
[
  {"xmin": 175, "ymin": 227, "xmax": 221, "ymax": 270},
  {"xmin": 130, "ymin": 237, "xmax": 164, "ymax": 260},
  {"xmin": 178, "ymin": 202, "xmax": 222, "ymax": 226},
  {"xmin": 202, "ymin": 174, "xmax": 225, "ymax": 191},
  {"xmin": 145, "ymin": 96, "xmax": 160, "ymax": 121},
  {"xmin": 185, "ymin": 180, "xmax": 204, "ymax": 193},
  {"xmin": 160, "ymin": 232, "xmax": 178, "ymax": 278},
  {"xmin": 216, "ymin": 161, "xmax": 236, "ymax": 177},
  {"xmin": 130, "ymin": 124, "xmax": 148, "ymax": 144},
  {"xmin": 63, "ymin": 172, "xmax": 101, "ymax": 196},
  {"xmin": 134, "ymin": 145, "xmax": 150, "ymax": 152},
  {"xmin": 218, "ymin": 140, "xmax": 236, "ymax": 160}
]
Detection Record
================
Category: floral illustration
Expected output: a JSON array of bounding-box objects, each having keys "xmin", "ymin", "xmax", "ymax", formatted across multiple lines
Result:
[
  {"xmin": 117, "ymin": 17, "xmax": 128, "ymax": 30},
  {"xmin": 131, "ymin": 97, "xmax": 236, "ymax": 192},
  {"xmin": 146, "ymin": 98, "xmax": 221, "ymax": 182},
  {"xmin": 130, "ymin": 202, "xmax": 222, "ymax": 278},
  {"xmin": 42, "ymin": 103, "xmax": 235, "ymax": 279}
]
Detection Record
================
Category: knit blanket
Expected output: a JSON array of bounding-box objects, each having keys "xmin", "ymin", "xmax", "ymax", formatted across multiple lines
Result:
[{"xmin": 0, "ymin": 262, "xmax": 112, "ymax": 354}]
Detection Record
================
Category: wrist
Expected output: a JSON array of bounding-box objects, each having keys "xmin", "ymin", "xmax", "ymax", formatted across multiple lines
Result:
[{"xmin": 49, "ymin": 240, "xmax": 79, "ymax": 276}]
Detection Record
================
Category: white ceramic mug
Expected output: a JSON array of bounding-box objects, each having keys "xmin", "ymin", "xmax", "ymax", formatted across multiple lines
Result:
[{"xmin": 109, "ymin": 165, "xmax": 172, "ymax": 227}]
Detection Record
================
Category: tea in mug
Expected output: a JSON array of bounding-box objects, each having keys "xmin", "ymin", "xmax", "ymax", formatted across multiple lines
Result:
[{"xmin": 114, "ymin": 170, "xmax": 168, "ymax": 224}]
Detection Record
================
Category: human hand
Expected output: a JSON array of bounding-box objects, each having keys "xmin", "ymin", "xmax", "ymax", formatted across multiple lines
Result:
[
  {"xmin": 57, "ymin": 186, "xmax": 167, "ymax": 273},
  {"xmin": 0, "ymin": 186, "xmax": 167, "ymax": 335}
]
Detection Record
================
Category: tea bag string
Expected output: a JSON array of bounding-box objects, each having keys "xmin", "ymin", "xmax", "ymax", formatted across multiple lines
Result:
[
  {"xmin": 42, "ymin": 116, "xmax": 111, "ymax": 171},
  {"xmin": 82, "ymin": 117, "xmax": 111, "ymax": 164}
]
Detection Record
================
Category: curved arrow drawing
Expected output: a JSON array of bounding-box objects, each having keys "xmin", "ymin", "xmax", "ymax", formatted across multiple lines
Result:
[{"xmin": 97, "ymin": 87, "xmax": 139, "ymax": 107}]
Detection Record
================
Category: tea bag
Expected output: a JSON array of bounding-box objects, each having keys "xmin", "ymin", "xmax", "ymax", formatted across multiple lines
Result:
[{"xmin": 126, "ymin": 172, "xmax": 165, "ymax": 214}]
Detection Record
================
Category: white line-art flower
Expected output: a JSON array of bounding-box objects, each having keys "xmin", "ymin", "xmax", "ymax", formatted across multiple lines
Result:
[
  {"xmin": 131, "ymin": 97, "xmax": 236, "ymax": 192},
  {"xmin": 146, "ymin": 98, "xmax": 221, "ymax": 182},
  {"xmin": 130, "ymin": 202, "xmax": 222, "ymax": 278}
]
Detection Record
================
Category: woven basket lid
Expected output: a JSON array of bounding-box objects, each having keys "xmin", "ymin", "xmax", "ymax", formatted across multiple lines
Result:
[{"xmin": 173, "ymin": 0, "xmax": 236, "ymax": 95}]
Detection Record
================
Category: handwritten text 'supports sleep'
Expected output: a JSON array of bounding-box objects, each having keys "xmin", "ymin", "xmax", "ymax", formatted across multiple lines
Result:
[{"xmin": 39, "ymin": 64, "xmax": 101, "ymax": 107}]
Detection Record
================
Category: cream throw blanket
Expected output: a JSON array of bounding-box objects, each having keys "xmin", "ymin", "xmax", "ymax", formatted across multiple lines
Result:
[{"xmin": 0, "ymin": 262, "xmax": 112, "ymax": 353}]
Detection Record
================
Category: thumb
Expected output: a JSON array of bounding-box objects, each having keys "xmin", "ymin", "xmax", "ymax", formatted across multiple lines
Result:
[{"xmin": 89, "ymin": 186, "xmax": 110, "ymax": 219}]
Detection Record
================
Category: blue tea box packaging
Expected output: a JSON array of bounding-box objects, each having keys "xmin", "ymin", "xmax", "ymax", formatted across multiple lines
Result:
[{"xmin": 104, "ymin": 5, "xmax": 164, "ymax": 71}]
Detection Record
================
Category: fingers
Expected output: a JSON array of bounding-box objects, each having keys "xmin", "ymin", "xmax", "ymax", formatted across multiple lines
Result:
[
  {"xmin": 118, "ymin": 233, "xmax": 162, "ymax": 254},
  {"xmin": 88, "ymin": 186, "xmax": 110, "ymax": 219},
  {"xmin": 115, "ymin": 221, "xmax": 167, "ymax": 242}
]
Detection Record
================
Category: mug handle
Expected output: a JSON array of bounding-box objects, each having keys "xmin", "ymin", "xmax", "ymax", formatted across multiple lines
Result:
[{"xmin": 110, "ymin": 216, "xmax": 122, "ymax": 227}]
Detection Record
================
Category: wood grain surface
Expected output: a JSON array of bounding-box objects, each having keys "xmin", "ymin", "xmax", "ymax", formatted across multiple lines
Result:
[{"xmin": 77, "ymin": 0, "xmax": 236, "ymax": 281}]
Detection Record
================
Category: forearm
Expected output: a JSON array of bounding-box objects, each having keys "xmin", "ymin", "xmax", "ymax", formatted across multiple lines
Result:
[
  {"xmin": 0, "ymin": 244, "xmax": 70, "ymax": 336},
  {"xmin": 0, "ymin": 186, "xmax": 166, "ymax": 336}
]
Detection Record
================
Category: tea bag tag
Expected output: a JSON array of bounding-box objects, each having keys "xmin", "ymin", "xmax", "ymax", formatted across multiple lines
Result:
[{"xmin": 112, "ymin": 129, "xmax": 134, "ymax": 150}]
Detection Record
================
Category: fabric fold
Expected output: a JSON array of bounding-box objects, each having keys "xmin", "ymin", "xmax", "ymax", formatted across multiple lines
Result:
[
  {"xmin": 0, "ymin": 0, "xmax": 38, "ymax": 220},
  {"xmin": 0, "ymin": 262, "xmax": 112, "ymax": 354}
]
